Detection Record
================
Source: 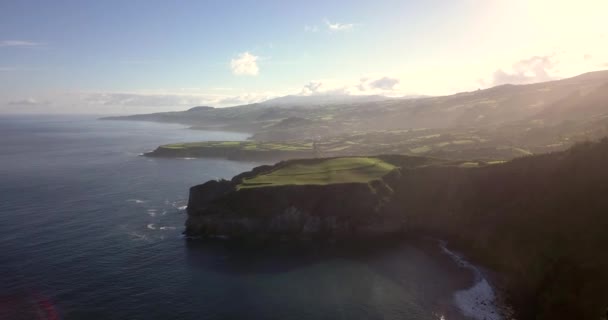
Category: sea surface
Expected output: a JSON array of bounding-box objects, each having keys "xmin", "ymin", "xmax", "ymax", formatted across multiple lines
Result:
[{"xmin": 0, "ymin": 115, "xmax": 478, "ymax": 320}]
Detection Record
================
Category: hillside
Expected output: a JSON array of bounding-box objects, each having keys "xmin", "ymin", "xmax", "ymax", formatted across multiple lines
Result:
[
  {"xmin": 391, "ymin": 139, "xmax": 608, "ymax": 319},
  {"xmin": 185, "ymin": 140, "xmax": 608, "ymax": 319},
  {"xmin": 104, "ymin": 71, "xmax": 608, "ymax": 139},
  {"xmin": 114, "ymin": 71, "xmax": 608, "ymax": 162}
]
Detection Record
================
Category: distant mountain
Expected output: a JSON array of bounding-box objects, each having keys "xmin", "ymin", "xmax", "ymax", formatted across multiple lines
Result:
[
  {"xmin": 259, "ymin": 94, "xmax": 394, "ymax": 107},
  {"xmin": 186, "ymin": 106, "xmax": 215, "ymax": 112},
  {"xmin": 102, "ymin": 70, "xmax": 608, "ymax": 142}
]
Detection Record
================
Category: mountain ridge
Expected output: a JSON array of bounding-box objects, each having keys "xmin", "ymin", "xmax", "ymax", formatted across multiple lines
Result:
[{"xmin": 105, "ymin": 70, "xmax": 608, "ymax": 161}]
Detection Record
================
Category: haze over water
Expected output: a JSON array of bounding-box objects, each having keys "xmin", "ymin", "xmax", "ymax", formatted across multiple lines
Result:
[{"xmin": 0, "ymin": 115, "xmax": 470, "ymax": 319}]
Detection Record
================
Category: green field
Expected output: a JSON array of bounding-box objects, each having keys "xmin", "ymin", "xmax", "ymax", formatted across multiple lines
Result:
[
  {"xmin": 160, "ymin": 141, "xmax": 311, "ymax": 151},
  {"xmin": 238, "ymin": 157, "xmax": 396, "ymax": 189},
  {"xmin": 156, "ymin": 117, "xmax": 606, "ymax": 161}
]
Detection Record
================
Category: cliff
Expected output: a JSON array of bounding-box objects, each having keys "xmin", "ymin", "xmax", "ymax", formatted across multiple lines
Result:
[
  {"xmin": 388, "ymin": 140, "xmax": 608, "ymax": 319},
  {"xmin": 145, "ymin": 141, "xmax": 315, "ymax": 162},
  {"xmin": 184, "ymin": 141, "xmax": 608, "ymax": 319},
  {"xmin": 185, "ymin": 156, "xmax": 417, "ymax": 241}
]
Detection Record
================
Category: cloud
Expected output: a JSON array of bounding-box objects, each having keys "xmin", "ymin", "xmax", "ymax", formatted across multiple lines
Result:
[
  {"xmin": 324, "ymin": 19, "xmax": 354, "ymax": 32},
  {"xmin": 356, "ymin": 77, "xmax": 401, "ymax": 92},
  {"xmin": 0, "ymin": 40, "xmax": 44, "ymax": 48},
  {"xmin": 491, "ymin": 55, "xmax": 558, "ymax": 86},
  {"xmin": 85, "ymin": 93, "xmax": 213, "ymax": 107},
  {"xmin": 216, "ymin": 93, "xmax": 273, "ymax": 106},
  {"xmin": 230, "ymin": 52, "xmax": 259, "ymax": 76},
  {"xmin": 7, "ymin": 98, "xmax": 48, "ymax": 106},
  {"xmin": 368, "ymin": 77, "xmax": 400, "ymax": 90},
  {"xmin": 299, "ymin": 76, "xmax": 405, "ymax": 97},
  {"xmin": 304, "ymin": 25, "xmax": 319, "ymax": 33},
  {"xmin": 300, "ymin": 81, "xmax": 349, "ymax": 96},
  {"xmin": 83, "ymin": 91, "xmax": 277, "ymax": 109},
  {"xmin": 302, "ymin": 81, "xmax": 323, "ymax": 94}
]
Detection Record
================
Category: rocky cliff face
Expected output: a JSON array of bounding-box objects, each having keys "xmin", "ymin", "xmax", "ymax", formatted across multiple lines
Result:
[
  {"xmin": 182, "ymin": 142, "xmax": 608, "ymax": 319},
  {"xmin": 185, "ymin": 164, "xmax": 404, "ymax": 241}
]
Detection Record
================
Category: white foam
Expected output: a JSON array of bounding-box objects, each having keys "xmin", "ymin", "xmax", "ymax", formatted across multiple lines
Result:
[
  {"xmin": 454, "ymin": 279, "xmax": 500, "ymax": 320},
  {"xmin": 147, "ymin": 223, "xmax": 156, "ymax": 230},
  {"xmin": 127, "ymin": 199, "xmax": 146, "ymax": 204},
  {"xmin": 128, "ymin": 232, "xmax": 151, "ymax": 242},
  {"xmin": 147, "ymin": 209, "xmax": 157, "ymax": 217},
  {"xmin": 170, "ymin": 200, "xmax": 188, "ymax": 211},
  {"xmin": 159, "ymin": 226, "xmax": 177, "ymax": 230},
  {"xmin": 439, "ymin": 241, "xmax": 502, "ymax": 320}
]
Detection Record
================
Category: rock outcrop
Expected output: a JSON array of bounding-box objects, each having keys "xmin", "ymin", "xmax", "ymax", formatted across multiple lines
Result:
[{"xmin": 185, "ymin": 159, "xmax": 404, "ymax": 241}]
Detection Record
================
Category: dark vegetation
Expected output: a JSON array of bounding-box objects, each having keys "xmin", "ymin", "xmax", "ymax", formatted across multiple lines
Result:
[
  {"xmin": 389, "ymin": 139, "xmax": 608, "ymax": 319},
  {"xmin": 186, "ymin": 140, "xmax": 608, "ymax": 319}
]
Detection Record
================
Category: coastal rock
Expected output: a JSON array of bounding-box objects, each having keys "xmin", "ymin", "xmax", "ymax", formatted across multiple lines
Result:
[{"xmin": 185, "ymin": 158, "xmax": 405, "ymax": 241}]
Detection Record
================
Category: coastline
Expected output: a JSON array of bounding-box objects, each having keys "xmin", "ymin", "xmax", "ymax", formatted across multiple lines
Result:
[{"xmin": 438, "ymin": 240, "xmax": 513, "ymax": 320}]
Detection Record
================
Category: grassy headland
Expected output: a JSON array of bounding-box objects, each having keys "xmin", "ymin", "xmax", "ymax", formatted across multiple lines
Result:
[{"xmin": 238, "ymin": 157, "xmax": 396, "ymax": 189}]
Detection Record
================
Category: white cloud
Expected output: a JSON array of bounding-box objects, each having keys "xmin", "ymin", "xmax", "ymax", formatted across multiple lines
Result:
[
  {"xmin": 230, "ymin": 52, "xmax": 259, "ymax": 76},
  {"xmin": 367, "ymin": 77, "xmax": 400, "ymax": 91},
  {"xmin": 301, "ymin": 81, "xmax": 323, "ymax": 94},
  {"xmin": 217, "ymin": 93, "xmax": 274, "ymax": 106},
  {"xmin": 7, "ymin": 98, "xmax": 48, "ymax": 106},
  {"xmin": 0, "ymin": 40, "xmax": 44, "ymax": 48},
  {"xmin": 324, "ymin": 19, "xmax": 354, "ymax": 32},
  {"xmin": 300, "ymin": 81, "xmax": 349, "ymax": 96},
  {"xmin": 304, "ymin": 25, "xmax": 319, "ymax": 33},
  {"xmin": 299, "ymin": 76, "xmax": 406, "ymax": 97},
  {"xmin": 82, "ymin": 89, "xmax": 279, "ymax": 109},
  {"xmin": 489, "ymin": 55, "xmax": 558, "ymax": 86},
  {"xmin": 85, "ymin": 92, "xmax": 217, "ymax": 108}
]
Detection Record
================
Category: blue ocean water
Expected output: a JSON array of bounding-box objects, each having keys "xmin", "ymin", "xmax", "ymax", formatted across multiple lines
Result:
[{"xmin": 0, "ymin": 115, "xmax": 470, "ymax": 320}]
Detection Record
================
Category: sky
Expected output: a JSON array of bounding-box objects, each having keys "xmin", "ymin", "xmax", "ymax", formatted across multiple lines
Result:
[{"xmin": 1, "ymin": 0, "xmax": 607, "ymax": 114}]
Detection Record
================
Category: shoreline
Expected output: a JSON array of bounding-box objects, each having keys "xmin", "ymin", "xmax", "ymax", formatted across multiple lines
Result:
[{"xmin": 438, "ymin": 240, "xmax": 513, "ymax": 320}]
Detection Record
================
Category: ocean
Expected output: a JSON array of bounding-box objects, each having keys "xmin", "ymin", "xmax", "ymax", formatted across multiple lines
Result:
[{"xmin": 0, "ymin": 115, "xmax": 484, "ymax": 320}]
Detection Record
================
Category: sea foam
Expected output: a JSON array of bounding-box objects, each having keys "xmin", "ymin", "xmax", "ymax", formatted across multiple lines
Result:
[{"xmin": 439, "ymin": 241, "xmax": 502, "ymax": 320}]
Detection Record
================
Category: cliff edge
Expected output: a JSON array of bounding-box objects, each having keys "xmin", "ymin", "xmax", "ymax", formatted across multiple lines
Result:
[{"xmin": 185, "ymin": 156, "xmax": 422, "ymax": 241}]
